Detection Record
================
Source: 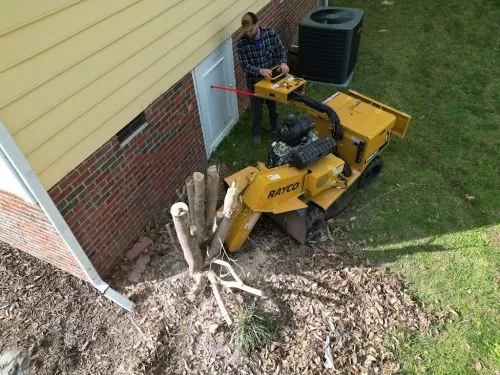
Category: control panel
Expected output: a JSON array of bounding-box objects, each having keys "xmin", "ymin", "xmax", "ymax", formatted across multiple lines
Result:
[{"xmin": 254, "ymin": 66, "xmax": 306, "ymax": 104}]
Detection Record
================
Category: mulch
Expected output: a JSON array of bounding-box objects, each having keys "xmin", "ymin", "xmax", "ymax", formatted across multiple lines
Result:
[{"xmin": 1, "ymin": 216, "xmax": 434, "ymax": 374}]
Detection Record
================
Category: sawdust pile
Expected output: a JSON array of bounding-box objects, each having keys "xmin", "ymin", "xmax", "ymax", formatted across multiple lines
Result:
[{"xmin": 1, "ymin": 218, "xmax": 433, "ymax": 374}]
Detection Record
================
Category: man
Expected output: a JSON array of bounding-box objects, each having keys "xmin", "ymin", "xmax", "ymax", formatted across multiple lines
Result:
[{"xmin": 237, "ymin": 12, "xmax": 289, "ymax": 145}]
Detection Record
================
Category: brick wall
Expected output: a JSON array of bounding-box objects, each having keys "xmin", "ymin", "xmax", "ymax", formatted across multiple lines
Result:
[
  {"xmin": 0, "ymin": 190, "xmax": 87, "ymax": 280},
  {"xmin": 1, "ymin": 0, "xmax": 320, "ymax": 280},
  {"xmin": 46, "ymin": 74, "xmax": 206, "ymax": 277}
]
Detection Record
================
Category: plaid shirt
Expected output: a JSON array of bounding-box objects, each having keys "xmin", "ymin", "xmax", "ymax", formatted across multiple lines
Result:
[{"xmin": 237, "ymin": 27, "xmax": 287, "ymax": 89}]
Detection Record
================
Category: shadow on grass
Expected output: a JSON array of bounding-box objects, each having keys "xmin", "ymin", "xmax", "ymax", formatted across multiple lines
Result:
[{"xmin": 365, "ymin": 243, "xmax": 448, "ymax": 265}]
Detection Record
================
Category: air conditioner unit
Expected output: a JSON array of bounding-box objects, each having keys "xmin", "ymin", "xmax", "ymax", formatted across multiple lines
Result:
[{"xmin": 297, "ymin": 7, "xmax": 365, "ymax": 85}]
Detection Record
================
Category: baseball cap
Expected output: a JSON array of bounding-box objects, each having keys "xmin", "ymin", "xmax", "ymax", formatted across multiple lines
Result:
[{"xmin": 241, "ymin": 12, "xmax": 258, "ymax": 32}]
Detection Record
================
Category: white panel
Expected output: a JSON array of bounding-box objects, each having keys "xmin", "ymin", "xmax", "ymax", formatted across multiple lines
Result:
[{"xmin": 193, "ymin": 38, "xmax": 238, "ymax": 157}]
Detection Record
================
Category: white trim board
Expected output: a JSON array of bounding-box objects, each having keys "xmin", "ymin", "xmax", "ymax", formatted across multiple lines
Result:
[{"xmin": 0, "ymin": 146, "xmax": 36, "ymax": 204}]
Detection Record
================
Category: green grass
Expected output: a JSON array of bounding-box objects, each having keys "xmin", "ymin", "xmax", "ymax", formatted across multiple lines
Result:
[
  {"xmin": 234, "ymin": 304, "xmax": 278, "ymax": 354},
  {"xmin": 212, "ymin": 0, "xmax": 499, "ymax": 373}
]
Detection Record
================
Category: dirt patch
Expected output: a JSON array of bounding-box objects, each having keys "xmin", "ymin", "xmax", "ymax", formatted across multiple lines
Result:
[
  {"xmin": 0, "ymin": 243, "xmax": 144, "ymax": 374},
  {"xmin": 1, "ymin": 217, "xmax": 432, "ymax": 374}
]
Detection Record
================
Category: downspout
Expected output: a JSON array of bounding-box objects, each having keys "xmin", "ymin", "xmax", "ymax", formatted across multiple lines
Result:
[{"xmin": 0, "ymin": 121, "xmax": 134, "ymax": 311}]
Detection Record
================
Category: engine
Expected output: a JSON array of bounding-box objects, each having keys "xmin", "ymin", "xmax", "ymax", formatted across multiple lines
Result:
[{"xmin": 267, "ymin": 114, "xmax": 336, "ymax": 169}]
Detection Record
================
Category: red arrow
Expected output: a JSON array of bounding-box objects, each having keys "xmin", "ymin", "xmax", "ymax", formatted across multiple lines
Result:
[{"xmin": 211, "ymin": 85, "xmax": 255, "ymax": 97}]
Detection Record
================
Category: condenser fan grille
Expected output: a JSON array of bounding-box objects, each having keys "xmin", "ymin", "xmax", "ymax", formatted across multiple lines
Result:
[{"xmin": 311, "ymin": 9, "xmax": 356, "ymax": 24}]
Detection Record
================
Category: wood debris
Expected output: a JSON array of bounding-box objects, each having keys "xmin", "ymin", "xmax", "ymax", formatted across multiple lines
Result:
[{"xmin": 1, "ymin": 215, "xmax": 434, "ymax": 374}]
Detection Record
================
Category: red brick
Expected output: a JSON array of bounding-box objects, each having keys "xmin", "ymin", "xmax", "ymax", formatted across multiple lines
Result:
[{"xmin": 0, "ymin": 190, "xmax": 87, "ymax": 281}]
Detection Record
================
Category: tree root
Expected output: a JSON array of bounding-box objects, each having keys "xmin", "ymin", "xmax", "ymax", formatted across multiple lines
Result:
[
  {"xmin": 212, "ymin": 259, "xmax": 263, "ymax": 297},
  {"xmin": 207, "ymin": 271, "xmax": 232, "ymax": 326}
]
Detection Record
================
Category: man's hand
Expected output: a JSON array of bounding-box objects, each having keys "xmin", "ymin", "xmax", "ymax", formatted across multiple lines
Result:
[
  {"xmin": 279, "ymin": 63, "xmax": 289, "ymax": 75},
  {"xmin": 259, "ymin": 68, "xmax": 272, "ymax": 78}
]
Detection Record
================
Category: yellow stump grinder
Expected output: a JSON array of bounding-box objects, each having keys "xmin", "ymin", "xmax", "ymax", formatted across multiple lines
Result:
[{"xmin": 213, "ymin": 67, "xmax": 411, "ymax": 251}]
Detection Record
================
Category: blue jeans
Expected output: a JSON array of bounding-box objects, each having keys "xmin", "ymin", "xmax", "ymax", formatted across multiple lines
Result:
[{"xmin": 250, "ymin": 95, "xmax": 278, "ymax": 136}]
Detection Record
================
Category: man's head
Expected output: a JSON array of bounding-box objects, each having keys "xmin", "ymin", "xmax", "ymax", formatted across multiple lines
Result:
[{"xmin": 241, "ymin": 12, "xmax": 260, "ymax": 39}]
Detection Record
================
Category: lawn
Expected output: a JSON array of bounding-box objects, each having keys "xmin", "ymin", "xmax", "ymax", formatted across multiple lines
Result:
[{"xmin": 212, "ymin": 0, "xmax": 499, "ymax": 373}]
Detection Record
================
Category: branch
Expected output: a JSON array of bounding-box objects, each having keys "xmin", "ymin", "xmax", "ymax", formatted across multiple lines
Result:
[
  {"xmin": 212, "ymin": 259, "xmax": 243, "ymax": 284},
  {"xmin": 175, "ymin": 185, "xmax": 186, "ymax": 200},
  {"xmin": 207, "ymin": 271, "xmax": 233, "ymax": 326},
  {"xmin": 213, "ymin": 259, "xmax": 263, "ymax": 297},
  {"xmin": 206, "ymin": 181, "xmax": 240, "ymax": 262},
  {"xmin": 214, "ymin": 277, "xmax": 264, "ymax": 297},
  {"xmin": 220, "ymin": 244, "xmax": 246, "ymax": 275},
  {"xmin": 212, "ymin": 211, "xmax": 224, "ymax": 235}
]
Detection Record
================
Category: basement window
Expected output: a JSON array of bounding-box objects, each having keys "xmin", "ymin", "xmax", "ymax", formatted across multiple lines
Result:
[{"xmin": 116, "ymin": 112, "xmax": 148, "ymax": 146}]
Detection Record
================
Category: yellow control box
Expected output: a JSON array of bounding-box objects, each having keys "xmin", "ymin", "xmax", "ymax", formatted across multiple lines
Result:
[{"xmin": 254, "ymin": 66, "xmax": 306, "ymax": 104}]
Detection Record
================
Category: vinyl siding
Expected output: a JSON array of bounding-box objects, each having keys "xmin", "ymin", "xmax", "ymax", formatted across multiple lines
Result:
[{"xmin": 0, "ymin": 0, "xmax": 269, "ymax": 189}]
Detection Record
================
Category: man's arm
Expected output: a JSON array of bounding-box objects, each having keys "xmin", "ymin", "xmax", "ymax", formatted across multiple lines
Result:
[{"xmin": 237, "ymin": 44, "xmax": 260, "ymax": 77}]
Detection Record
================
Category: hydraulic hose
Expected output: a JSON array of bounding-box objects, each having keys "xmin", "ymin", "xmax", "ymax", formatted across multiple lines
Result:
[{"xmin": 289, "ymin": 91, "xmax": 342, "ymax": 140}]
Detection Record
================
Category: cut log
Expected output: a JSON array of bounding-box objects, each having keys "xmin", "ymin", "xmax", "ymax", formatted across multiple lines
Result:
[
  {"xmin": 205, "ymin": 165, "xmax": 219, "ymax": 237},
  {"xmin": 170, "ymin": 202, "xmax": 204, "ymax": 275},
  {"xmin": 223, "ymin": 181, "xmax": 238, "ymax": 217},
  {"xmin": 193, "ymin": 172, "xmax": 206, "ymax": 244},
  {"xmin": 212, "ymin": 211, "xmax": 224, "ymax": 234},
  {"xmin": 185, "ymin": 176, "xmax": 195, "ymax": 225},
  {"xmin": 206, "ymin": 216, "xmax": 233, "ymax": 262}
]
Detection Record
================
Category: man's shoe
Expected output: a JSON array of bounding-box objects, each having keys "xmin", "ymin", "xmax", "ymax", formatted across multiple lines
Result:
[{"xmin": 253, "ymin": 135, "xmax": 261, "ymax": 145}]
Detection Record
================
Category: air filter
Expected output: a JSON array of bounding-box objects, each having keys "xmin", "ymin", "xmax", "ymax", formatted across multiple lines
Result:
[{"xmin": 297, "ymin": 7, "xmax": 364, "ymax": 84}]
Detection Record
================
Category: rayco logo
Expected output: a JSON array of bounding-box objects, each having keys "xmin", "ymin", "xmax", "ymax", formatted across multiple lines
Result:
[{"xmin": 267, "ymin": 182, "xmax": 299, "ymax": 199}]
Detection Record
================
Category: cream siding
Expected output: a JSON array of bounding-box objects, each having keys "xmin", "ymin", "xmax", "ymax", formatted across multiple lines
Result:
[{"xmin": 0, "ymin": 0, "xmax": 269, "ymax": 189}]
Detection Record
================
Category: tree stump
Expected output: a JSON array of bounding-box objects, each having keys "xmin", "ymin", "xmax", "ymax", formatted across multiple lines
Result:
[{"xmin": 169, "ymin": 166, "xmax": 262, "ymax": 326}]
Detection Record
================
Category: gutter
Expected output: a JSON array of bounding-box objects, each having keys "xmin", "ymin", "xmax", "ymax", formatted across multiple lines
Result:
[{"xmin": 0, "ymin": 121, "xmax": 134, "ymax": 311}]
